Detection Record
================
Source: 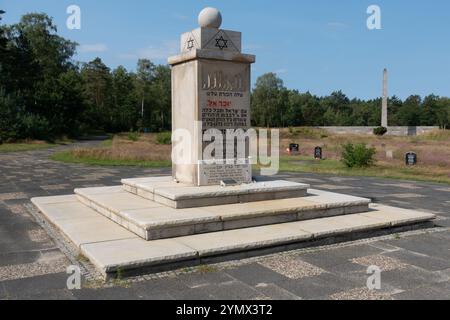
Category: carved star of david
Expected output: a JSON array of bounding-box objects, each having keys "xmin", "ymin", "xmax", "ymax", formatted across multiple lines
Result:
[
  {"xmin": 187, "ymin": 38, "xmax": 195, "ymax": 50},
  {"xmin": 215, "ymin": 36, "xmax": 228, "ymax": 50}
]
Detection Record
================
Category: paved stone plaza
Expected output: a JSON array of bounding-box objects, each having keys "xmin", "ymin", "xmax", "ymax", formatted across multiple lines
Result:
[{"xmin": 1, "ymin": 141, "xmax": 450, "ymax": 300}]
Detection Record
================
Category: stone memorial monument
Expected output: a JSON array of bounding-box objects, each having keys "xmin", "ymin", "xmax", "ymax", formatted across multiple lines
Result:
[
  {"xmin": 30, "ymin": 8, "xmax": 435, "ymax": 279},
  {"xmin": 381, "ymin": 68, "xmax": 388, "ymax": 128},
  {"xmin": 169, "ymin": 7, "xmax": 255, "ymax": 186}
]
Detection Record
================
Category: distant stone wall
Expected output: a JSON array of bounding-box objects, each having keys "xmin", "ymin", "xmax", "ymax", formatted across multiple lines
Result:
[{"xmin": 318, "ymin": 126, "xmax": 440, "ymax": 136}]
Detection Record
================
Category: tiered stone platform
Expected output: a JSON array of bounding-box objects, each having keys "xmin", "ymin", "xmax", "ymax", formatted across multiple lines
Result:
[
  {"xmin": 31, "ymin": 176, "xmax": 435, "ymax": 279},
  {"xmin": 121, "ymin": 177, "xmax": 310, "ymax": 208}
]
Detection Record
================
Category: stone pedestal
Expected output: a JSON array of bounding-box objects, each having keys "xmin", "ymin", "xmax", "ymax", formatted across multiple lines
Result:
[{"xmin": 169, "ymin": 26, "xmax": 255, "ymax": 186}]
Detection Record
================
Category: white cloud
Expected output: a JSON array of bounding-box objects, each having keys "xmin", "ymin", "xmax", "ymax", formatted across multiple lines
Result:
[
  {"xmin": 78, "ymin": 43, "xmax": 108, "ymax": 53},
  {"xmin": 119, "ymin": 40, "xmax": 178, "ymax": 61}
]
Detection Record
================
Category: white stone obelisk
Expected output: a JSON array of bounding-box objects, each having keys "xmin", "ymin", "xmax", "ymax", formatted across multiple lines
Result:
[
  {"xmin": 168, "ymin": 8, "xmax": 255, "ymax": 186},
  {"xmin": 381, "ymin": 68, "xmax": 388, "ymax": 128}
]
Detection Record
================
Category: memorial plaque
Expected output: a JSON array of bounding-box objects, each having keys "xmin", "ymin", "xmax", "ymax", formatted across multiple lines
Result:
[
  {"xmin": 198, "ymin": 159, "xmax": 251, "ymax": 186},
  {"xmin": 314, "ymin": 147, "xmax": 323, "ymax": 160},
  {"xmin": 405, "ymin": 152, "xmax": 417, "ymax": 166},
  {"xmin": 200, "ymin": 61, "xmax": 250, "ymax": 131},
  {"xmin": 220, "ymin": 179, "xmax": 239, "ymax": 187}
]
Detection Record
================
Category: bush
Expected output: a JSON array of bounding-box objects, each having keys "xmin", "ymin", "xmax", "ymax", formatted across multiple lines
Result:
[
  {"xmin": 20, "ymin": 114, "xmax": 51, "ymax": 140},
  {"xmin": 288, "ymin": 127, "xmax": 296, "ymax": 135},
  {"xmin": 341, "ymin": 143, "xmax": 376, "ymax": 168},
  {"xmin": 127, "ymin": 132, "xmax": 140, "ymax": 141},
  {"xmin": 284, "ymin": 127, "xmax": 328, "ymax": 139},
  {"xmin": 373, "ymin": 126, "xmax": 388, "ymax": 136},
  {"xmin": 156, "ymin": 132, "xmax": 172, "ymax": 145},
  {"xmin": 1, "ymin": 91, "xmax": 54, "ymax": 141},
  {"xmin": 0, "ymin": 92, "xmax": 23, "ymax": 142}
]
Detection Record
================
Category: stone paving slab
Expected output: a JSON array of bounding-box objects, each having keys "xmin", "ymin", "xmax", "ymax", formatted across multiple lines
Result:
[
  {"xmin": 361, "ymin": 204, "xmax": 436, "ymax": 227},
  {"xmin": 76, "ymin": 189, "xmax": 163, "ymax": 212},
  {"xmin": 293, "ymin": 214, "xmax": 391, "ymax": 238},
  {"xmin": 31, "ymin": 197, "xmax": 137, "ymax": 247},
  {"xmin": 81, "ymin": 238, "xmax": 198, "ymax": 274},
  {"xmin": 73, "ymin": 186, "xmax": 371, "ymax": 240},
  {"xmin": 29, "ymin": 195, "xmax": 77, "ymax": 205},
  {"xmin": 175, "ymin": 224, "xmax": 313, "ymax": 257}
]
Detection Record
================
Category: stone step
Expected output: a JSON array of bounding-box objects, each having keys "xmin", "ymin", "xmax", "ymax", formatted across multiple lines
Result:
[
  {"xmin": 31, "ymin": 195, "xmax": 435, "ymax": 278},
  {"xmin": 74, "ymin": 185, "xmax": 371, "ymax": 240},
  {"xmin": 121, "ymin": 176, "xmax": 310, "ymax": 209}
]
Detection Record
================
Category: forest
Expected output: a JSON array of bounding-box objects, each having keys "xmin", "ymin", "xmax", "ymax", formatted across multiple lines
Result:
[{"xmin": 1, "ymin": 12, "xmax": 449, "ymax": 142}]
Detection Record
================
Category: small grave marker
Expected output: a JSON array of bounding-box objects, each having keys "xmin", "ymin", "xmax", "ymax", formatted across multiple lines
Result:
[
  {"xmin": 386, "ymin": 150, "xmax": 394, "ymax": 160},
  {"xmin": 314, "ymin": 147, "xmax": 323, "ymax": 160},
  {"xmin": 289, "ymin": 144, "xmax": 299, "ymax": 156},
  {"xmin": 405, "ymin": 152, "xmax": 417, "ymax": 166}
]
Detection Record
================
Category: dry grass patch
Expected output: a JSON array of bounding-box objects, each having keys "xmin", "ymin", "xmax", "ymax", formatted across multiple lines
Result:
[
  {"xmin": 0, "ymin": 140, "xmax": 57, "ymax": 152},
  {"xmin": 51, "ymin": 133, "xmax": 171, "ymax": 167}
]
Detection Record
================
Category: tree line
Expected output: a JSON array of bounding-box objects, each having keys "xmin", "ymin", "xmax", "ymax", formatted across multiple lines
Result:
[
  {"xmin": 251, "ymin": 73, "xmax": 450, "ymax": 129},
  {"xmin": 1, "ymin": 12, "xmax": 449, "ymax": 142},
  {"xmin": 0, "ymin": 12, "xmax": 170, "ymax": 141}
]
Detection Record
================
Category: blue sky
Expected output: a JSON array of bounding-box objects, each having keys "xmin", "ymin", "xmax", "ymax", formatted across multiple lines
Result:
[{"xmin": 2, "ymin": 0, "xmax": 450, "ymax": 99}]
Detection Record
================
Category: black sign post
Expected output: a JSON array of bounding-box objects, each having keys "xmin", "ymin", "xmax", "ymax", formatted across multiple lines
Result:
[
  {"xmin": 289, "ymin": 144, "xmax": 299, "ymax": 156},
  {"xmin": 405, "ymin": 152, "xmax": 417, "ymax": 166},
  {"xmin": 314, "ymin": 147, "xmax": 323, "ymax": 160}
]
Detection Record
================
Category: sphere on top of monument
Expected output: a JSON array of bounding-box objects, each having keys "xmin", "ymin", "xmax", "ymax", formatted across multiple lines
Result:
[{"xmin": 198, "ymin": 7, "xmax": 222, "ymax": 29}]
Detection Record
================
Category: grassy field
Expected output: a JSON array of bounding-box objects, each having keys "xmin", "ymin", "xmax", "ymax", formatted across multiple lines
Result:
[
  {"xmin": 279, "ymin": 155, "xmax": 450, "ymax": 184},
  {"xmin": 0, "ymin": 141, "xmax": 58, "ymax": 153},
  {"xmin": 50, "ymin": 129, "xmax": 450, "ymax": 184},
  {"xmin": 51, "ymin": 133, "xmax": 172, "ymax": 168},
  {"xmin": 276, "ymin": 128, "xmax": 450, "ymax": 184}
]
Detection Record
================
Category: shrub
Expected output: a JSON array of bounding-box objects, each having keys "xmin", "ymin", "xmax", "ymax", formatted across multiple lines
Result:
[
  {"xmin": 373, "ymin": 126, "xmax": 388, "ymax": 136},
  {"xmin": 288, "ymin": 127, "xmax": 296, "ymax": 136},
  {"xmin": 284, "ymin": 127, "xmax": 329, "ymax": 139},
  {"xmin": 341, "ymin": 143, "xmax": 376, "ymax": 168},
  {"xmin": 20, "ymin": 114, "xmax": 51, "ymax": 140},
  {"xmin": 0, "ymin": 92, "xmax": 23, "ymax": 142},
  {"xmin": 127, "ymin": 132, "xmax": 140, "ymax": 141},
  {"xmin": 156, "ymin": 132, "xmax": 172, "ymax": 145}
]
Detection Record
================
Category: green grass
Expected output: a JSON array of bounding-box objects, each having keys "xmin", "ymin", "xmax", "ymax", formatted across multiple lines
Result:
[
  {"xmin": 278, "ymin": 155, "xmax": 450, "ymax": 185},
  {"xmin": 98, "ymin": 139, "xmax": 113, "ymax": 147},
  {"xmin": 285, "ymin": 127, "xmax": 329, "ymax": 139},
  {"xmin": 50, "ymin": 150, "xmax": 171, "ymax": 168},
  {"xmin": 127, "ymin": 132, "xmax": 140, "ymax": 142},
  {"xmin": 0, "ymin": 142, "xmax": 57, "ymax": 153},
  {"xmin": 155, "ymin": 131, "xmax": 172, "ymax": 145},
  {"xmin": 196, "ymin": 265, "xmax": 219, "ymax": 274},
  {"xmin": 417, "ymin": 130, "xmax": 450, "ymax": 141}
]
